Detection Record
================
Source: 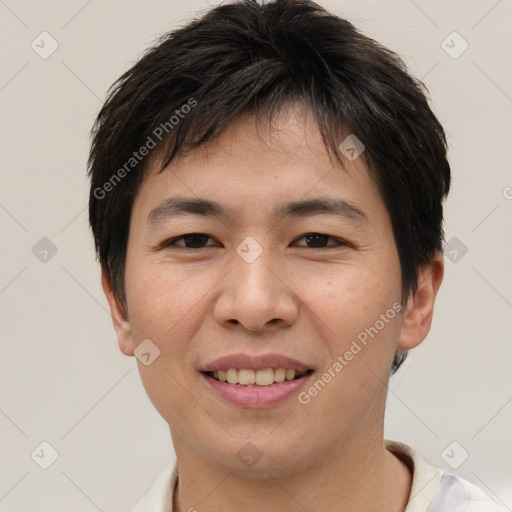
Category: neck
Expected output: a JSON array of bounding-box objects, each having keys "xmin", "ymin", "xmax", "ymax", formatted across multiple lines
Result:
[{"xmin": 171, "ymin": 430, "xmax": 412, "ymax": 512}]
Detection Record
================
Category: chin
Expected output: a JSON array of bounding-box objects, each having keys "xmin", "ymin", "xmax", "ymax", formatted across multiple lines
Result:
[{"xmin": 202, "ymin": 435, "xmax": 312, "ymax": 478}]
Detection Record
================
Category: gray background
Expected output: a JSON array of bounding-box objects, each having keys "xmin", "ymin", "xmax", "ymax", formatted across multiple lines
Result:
[{"xmin": 1, "ymin": 0, "xmax": 511, "ymax": 510}]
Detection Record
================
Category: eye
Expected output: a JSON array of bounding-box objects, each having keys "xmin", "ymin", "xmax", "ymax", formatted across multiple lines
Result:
[
  {"xmin": 293, "ymin": 233, "xmax": 348, "ymax": 249},
  {"xmin": 160, "ymin": 232, "xmax": 348, "ymax": 250},
  {"xmin": 162, "ymin": 233, "xmax": 217, "ymax": 249}
]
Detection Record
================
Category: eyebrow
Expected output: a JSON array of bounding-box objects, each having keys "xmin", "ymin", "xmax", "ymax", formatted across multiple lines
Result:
[{"xmin": 146, "ymin": 196, "xmax": 369, "ymax": 226}]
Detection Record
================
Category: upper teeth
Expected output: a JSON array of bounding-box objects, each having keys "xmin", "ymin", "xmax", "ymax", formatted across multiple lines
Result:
[{"xmin": 212, "ymin": 368, "xmax": 303, "ymax": 386}]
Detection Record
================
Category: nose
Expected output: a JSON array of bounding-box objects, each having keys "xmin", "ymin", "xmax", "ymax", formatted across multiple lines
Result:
[{"xmin": 213, "ymin": 247, "xmax": 299, "ymax": 332}]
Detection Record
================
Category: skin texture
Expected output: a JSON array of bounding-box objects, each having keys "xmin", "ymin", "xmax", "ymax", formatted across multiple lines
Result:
[{"xmin": 103, "ymin": 104, "xmax": 444, "ymax": 512}]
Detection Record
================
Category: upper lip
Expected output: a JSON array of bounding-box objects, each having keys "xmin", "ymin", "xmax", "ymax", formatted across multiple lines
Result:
[{"xmin": 200, "ymin": 353, "xmax": 314, "ymax": 373}]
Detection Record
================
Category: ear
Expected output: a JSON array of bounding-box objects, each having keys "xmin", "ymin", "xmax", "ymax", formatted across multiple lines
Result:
[
  {"xmin": 397, "ymin": 251, "xmax": 444, "ymax": 350},
  {"xmin": 101, "ymin": 270, "xmax": 135, "ymax": 357}
]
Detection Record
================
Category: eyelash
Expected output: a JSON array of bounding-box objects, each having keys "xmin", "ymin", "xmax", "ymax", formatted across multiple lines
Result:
[{"xmin": 160, "ymin": 233, "xmax": 350, "ymax": 251}]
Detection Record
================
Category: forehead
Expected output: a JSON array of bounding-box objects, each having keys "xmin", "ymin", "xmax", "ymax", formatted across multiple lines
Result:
[{"xmin": 133, "ymin": 105, "xmax": 383, "ymax": 227}]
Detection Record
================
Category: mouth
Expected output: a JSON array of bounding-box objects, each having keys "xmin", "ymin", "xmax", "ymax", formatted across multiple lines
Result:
[
  {"xmin": 199, "ymin": 353, "xmax": 315, "ymax": 407},
  {"xmin": 202, "ymin": 368, "xmax": 315, "ymax": 387}
]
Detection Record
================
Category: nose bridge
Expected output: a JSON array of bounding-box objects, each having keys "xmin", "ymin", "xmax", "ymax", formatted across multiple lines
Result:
[
  {"xmin": 233, "ymin": 238, "xmax": 283, "ymax": 307},
  {"xmin": 214, "ymin": 237, "xmax": 298, "ymax": 331}
]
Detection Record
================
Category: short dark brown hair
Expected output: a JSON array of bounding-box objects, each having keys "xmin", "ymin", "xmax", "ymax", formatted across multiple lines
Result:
[{"xmin": 88, "ymin": 0, "xmax": 450, "ymax": 373}]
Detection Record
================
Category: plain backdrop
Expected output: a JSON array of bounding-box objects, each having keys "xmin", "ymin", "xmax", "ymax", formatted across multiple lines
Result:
[{"xmin": 1, "ymin": 1, "xmax": 511, "ymax": 510}]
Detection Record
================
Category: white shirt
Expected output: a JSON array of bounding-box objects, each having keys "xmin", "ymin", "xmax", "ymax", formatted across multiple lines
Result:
[{"xmin": 130, "ymin": 440, "xmax": 507, "ymax": 511}]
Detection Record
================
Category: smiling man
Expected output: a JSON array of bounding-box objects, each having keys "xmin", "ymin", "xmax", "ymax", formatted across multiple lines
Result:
[{"xmin": 88, "ymin": 1, "xmax": 505, "ymax": 511}]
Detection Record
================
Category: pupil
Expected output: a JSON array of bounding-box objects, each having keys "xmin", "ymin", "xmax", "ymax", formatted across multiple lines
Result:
[
  {"xmin": 306, "ymin": 234, "xmax": 328, "ymax": 248},
  {"xmin": 185, "ymin": 234, "xmax": 207, "ymax": 248}
]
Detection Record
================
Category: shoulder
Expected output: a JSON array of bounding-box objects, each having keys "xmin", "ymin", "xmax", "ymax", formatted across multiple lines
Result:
[
  {"xmin": 385, "ymin": 440, "xmax": 507, "ymax": 512},
  {"xmin": 129, "ymin": 459, "xmax": 177, "ymax": 512},
  {"xmin": 428, "ymin": 472, "xmax": 508, "ymax": 512}
]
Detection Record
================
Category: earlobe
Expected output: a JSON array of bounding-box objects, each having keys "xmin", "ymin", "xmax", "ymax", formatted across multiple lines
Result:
[
  {"xmin": 397, "ymin": 251, "xmax": 444, "ymax": 351},
  {"xmin": 101, "ymin": 270, "xmax": 135, "ymax": 357}
]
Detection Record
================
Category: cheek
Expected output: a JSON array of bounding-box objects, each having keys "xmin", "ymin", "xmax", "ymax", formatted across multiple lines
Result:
[
  {"xmin": 124, "ymin": 260, "xmax": 229, "ymax": 387},
  {"xmin": 123, "ymin": 260, "xmax": 207, "ymax": 425},
  {"xmin": 301, "ymin": 256, "xmax": 403, "ymax": 403},
  {"xmin": 125, "ymin": 259, "xmax": 200, "ymax": 340},
  {"xmin": 314, "ymin": 261, "xmax": 401, "ymax": 334}
]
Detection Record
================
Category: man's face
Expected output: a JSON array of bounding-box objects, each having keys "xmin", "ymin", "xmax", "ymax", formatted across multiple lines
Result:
[{"xmin": 118, "ymin": 106, "xmax": 406, "ymax": 474}]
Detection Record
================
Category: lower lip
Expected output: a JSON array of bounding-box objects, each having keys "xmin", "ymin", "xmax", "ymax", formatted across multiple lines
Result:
[{"xmin": 201, "ymin": 372, "xmax": 313, "ymax": 408}]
